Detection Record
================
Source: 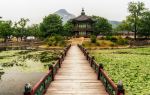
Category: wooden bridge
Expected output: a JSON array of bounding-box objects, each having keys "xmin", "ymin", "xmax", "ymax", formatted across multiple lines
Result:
[{"xmin": 24, "ymin": 45, "xmax": 125, "ymax": 95}]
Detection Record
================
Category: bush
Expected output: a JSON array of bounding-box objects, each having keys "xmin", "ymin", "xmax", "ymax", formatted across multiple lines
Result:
[
  {"xmin": 116, "ymin": 38, "xmax": 128, "ymax": 45},
  {"xmin": 46, "ymin": 35, "xmax": 66, "ymax": 46},
  {"xmin": 105, "ymin": 36, "xmax": 117, "ymax": 42},
  {"xmin": 90, "ymin": 35, "xmax": 97, "ymax": 43},
  {"xmin": 105, "ymin": 36, "xmax": 128, "ymax": 45}
]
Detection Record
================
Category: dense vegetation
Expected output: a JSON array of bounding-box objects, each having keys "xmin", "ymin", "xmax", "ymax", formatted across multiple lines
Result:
[
  {"xmin": 90, "ymin": 48, "xmax": 150, "ymax": 95},
  {"xmin": 0, "ymin": 50, "xmax": 61, "ymax": 72},
  {"xmin": 82, "ymin": 36, "xmax": 128, "ymax": 47}
]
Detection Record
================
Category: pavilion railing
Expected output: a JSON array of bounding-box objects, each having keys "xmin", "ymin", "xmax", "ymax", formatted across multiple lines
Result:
[
  {"xmin": 24, "ymin": 44, "xmax": 71, "ymax": 95},
  {"xmin": 78, "ymin": 44, "xmax": 125, "ymax": 95}
]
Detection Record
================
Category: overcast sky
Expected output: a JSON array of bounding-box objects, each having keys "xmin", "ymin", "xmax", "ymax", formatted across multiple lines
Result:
[{"xmin": 0, "ymin": 0, "xmax": 150, "ymax": 25}]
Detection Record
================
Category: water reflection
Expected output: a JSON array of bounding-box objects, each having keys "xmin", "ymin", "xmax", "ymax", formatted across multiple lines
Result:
[
  {"xmin": 0, "ymin": 72, "xmax": 45, "ymax": 95},
  {"xmin": 0, "ymin": 70, "xmax": 4, "ymax": 80}
]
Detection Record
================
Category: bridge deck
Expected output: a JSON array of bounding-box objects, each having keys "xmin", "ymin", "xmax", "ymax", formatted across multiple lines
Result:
[{"xmin": 45, "ymin": 45, "xmax": 108, "ymax": 95}]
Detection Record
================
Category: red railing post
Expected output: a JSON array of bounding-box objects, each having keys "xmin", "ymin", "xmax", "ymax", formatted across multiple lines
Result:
[
  {"xmin": 97, "ymin": 63, "xmax": 103, "ymax": 80},
  {"xmin": 117, "ymin": 81, "xmax": 125, "ymax": 95},
  {"xmin": 49, "ymin": 65, "xmax": 54, "ymax": 81},
  {"xmin": 91, "ymin": 56, "xmax": 95, "ymax": 67},
  {"xmin": 58, "ymin": 57, "xmax": 61, "ymax": 68},
  {"xmin": 24, "ymin": 83, "xmax": 32, "ymax": 95}
]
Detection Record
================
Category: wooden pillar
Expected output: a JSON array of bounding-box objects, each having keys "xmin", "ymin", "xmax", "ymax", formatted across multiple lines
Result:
[
  {"xmin": 117, "ymin": 81, "xmax": 125, "ymax": 95},
  {"xmin": 49, "ymin": 65, "xmax": 54, "ymax": 81},
  {"xmin": 97, "ymin": 64, "xmax": 103, "ymax": 80},
  {"xmin": 24, "ymin": 83, "xmax": 32, "ymax": 95}
]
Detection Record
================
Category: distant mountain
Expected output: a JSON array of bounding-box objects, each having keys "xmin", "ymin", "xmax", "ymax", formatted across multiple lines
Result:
[
  {"xmin": 54, "ymin": 9, "xmax": 76, "ymax": 23},
  {"xmin": 54, "ymin": 9, "xmax": 121, "ymax": 27},
  {"xmin": 109, "ymin": 21, "xmax": 121, "ymax": 28}
]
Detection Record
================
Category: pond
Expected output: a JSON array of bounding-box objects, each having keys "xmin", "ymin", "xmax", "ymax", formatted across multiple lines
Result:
[
  {"xmin": 0, "ymin": 71, "xmax": 45, "ymax": 95},
  {"xmin": 0, "ymin": 47, "xmax": 62, "ymax": 95}
]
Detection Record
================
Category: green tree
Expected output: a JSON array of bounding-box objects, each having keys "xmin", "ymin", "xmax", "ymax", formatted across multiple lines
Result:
[
  {"xmin": 128, "ymin": 1, "xmax": 146, "ymax": 40},
  {"xmin": 0, "ymin": 20, "xmax": 13, "ymax": 42},
  {"xmin": 27, "ymin": 24, "xmax": 42, "ymax": 39},
  {"xmin": 92, "ymin": 16, "xmax": 112, "ymax": 36},
  {"xmin": 13, "ymin": 22, "xmax": 22, "ymax": 42},
  {"xmin": 17, "ymin": 18, "xmax": 29, "ymax": 41},
  {"xmin": 138, "ymin": 11, "xmax": 150, "ymax": 38},
  {"xmin": 63, "ymin": 21, "xmax": 74, "ymax": 37},
  {"xmin": 40, "ymin": 14, "xmax": 63, "ymax": 37}
]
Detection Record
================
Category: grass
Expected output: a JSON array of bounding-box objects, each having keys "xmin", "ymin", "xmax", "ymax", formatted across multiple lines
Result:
[{"xmin": 89, "ymin": 47, "xmax": 150, "ymax": 95}]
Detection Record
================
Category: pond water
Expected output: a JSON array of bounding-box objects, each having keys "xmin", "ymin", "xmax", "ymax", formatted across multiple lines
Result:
[
  {"xmin": 0, "ymin": 71, "xmax": 45, "ymax": 95},
  {"xmin": 0, "ymin": 47, "xmax": 61, "ymax": 95}
]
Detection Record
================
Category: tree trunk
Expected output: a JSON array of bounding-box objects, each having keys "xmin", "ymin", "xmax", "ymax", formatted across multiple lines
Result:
[
  {"xmin": 4, "ymin": 37, "xmax": 7, "ymax": 43},
  {"xmin": 17, "ymin": 37, "xmax": 19, "ymax": 42},
  {"xmin": 21, "ymin": 37, "xmax": 23, "ymax": 41},
  {"xmin": 134, "ymin": 21, "xmax": 137, "ymax": 40}
]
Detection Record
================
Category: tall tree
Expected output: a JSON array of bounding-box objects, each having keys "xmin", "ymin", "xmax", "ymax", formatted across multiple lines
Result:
[
  {"xmin": 128, "ymin": 1, "xmax": 146, "ymax": 40},
  {"xmin": 116, "ymin": 18, "xmax": 132, "ymax": 32},
  {"xmin": 138, "ymin": 11, "xmax": 150, "ymax": 38},
  {"xmin": 63, "ymin": 21, "xmax": 74, "ymax": 37},
  {"xmin": 92, "ymin": 16, "xmax": 112, "ymax": 36},
  {"xmin": 0, "ymin": 20, "xmax": 13, "ymax": 42},
  {"xmin": 13, "ymin": 22, "xmax": 21, "ymax": 42},
  {"xmin": 27, "ymin": 24, "xmax": 42, "ymax": 39},
  {"xmin": 17, "ymin": 18, "xmax": 29, "ymax": 41},
  {"xmin": 40, "ymin": 14, "xmax": 63, "ymax": 37}
]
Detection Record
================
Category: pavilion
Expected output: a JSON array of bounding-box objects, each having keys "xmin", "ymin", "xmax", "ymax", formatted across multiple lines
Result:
[{"xmin": 71, "ymin": 9, "xmax": 95, "ymax": 37}]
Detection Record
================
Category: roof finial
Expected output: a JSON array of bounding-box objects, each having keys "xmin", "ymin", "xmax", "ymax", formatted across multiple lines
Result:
[{"xmin": 81, "ymin": 8, "xmax": 85, "ymax": 15}]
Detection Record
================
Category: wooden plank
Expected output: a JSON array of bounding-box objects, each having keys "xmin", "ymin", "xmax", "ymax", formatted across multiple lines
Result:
[{"xmin": 45, "ymin": 45, "xmax": 108, "ymax": 95}]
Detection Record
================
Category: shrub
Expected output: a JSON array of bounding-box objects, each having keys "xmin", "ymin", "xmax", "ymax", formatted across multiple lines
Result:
[
  {"xmin": 46, "ymin": 35, "xmax": 66, "ymax": 46},
  {"xmin": 116, "ymin": 38, "xmax": 128, "ymax": 45},
  {"xmin": 105, "ymin": 36, "xmax": 128, "ymax": 45},
  {"xmin": 100, "ymin": 40, "xmax": 114, "ymax": 46},
  {"xmin": 105, "ymin": 36, "xmax": 117, "ymax": 42},
  {"xmin": 90, "ymin": 35, "xmax": 97, "ymax": 43}
]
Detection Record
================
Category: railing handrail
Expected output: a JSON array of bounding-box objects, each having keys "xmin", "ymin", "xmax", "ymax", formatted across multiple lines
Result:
[
  {"xmin": 24, "ymin": 44, "xmax": 71, "ymax": 95},
  {"xmin": 31, "ymin": 70, "xmax": 52, "ymax": 94},
  {"xmin": 77, "ymin": 44, "xmax": 125, "ymax": 95},
  {"xmin": 100, "ymin": 68, "xmax": 117, "ymax": 90}
]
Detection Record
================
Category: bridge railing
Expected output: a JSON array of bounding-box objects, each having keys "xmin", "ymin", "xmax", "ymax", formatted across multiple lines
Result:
[
  {"xmin": 78, "ymin": 44, "xmax": 125, "ymax": 95},
  {"xmin": 24, "ymin": 44, "xmax": 71, "ymax": 95}
]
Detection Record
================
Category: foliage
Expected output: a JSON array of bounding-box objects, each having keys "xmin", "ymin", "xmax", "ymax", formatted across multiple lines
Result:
[
  {"xmin": 13, "ymin": 22, "xmax": 21, "ymax": 41},
  {"xmin": 90, "ymin": 35, "xmax": 97, "ymax": 43},
  {"xmin": 92, "ymin": 16, "xmax": 112, "ymax": 36},
  {"xmin": 63, "ymin": 21, "xmax": 74, "ymax": 36},
  {"xmin": 17, "ymin": 18, "xmax": 30, "ymax": 40},
  {"xmin": 39, "ymin": 51, "xmax": 58, "ymax": 63},
  {"xmin": 0, "ymin": 49, "xmax": 61, "ymax": 71},
  {"xmin": 128, "ymin": 1, "xmax": 146, "ymax": 40},
  {"xmin": 40, "ymin": 14, "xmax": 63, "ymax": 37},
  {"xmin": 105, "ymin": 36, "xmax": 128, "ymax": 45},
  {"xmin": 46, "ymin": 35, "xmax": 66, "ymax": 46},
  {"xmin": 27, "ymin": 24, "xmax": 43, "ymax": 39},
  {"xmin": 90, "ymin": 47, "xmax": 150, "ymax": 95},
  {"xmin": 0, "ymin": 20, "xmax": 13, "ymax": 42},
  {"xmin": 116, "ymin": 20, "xmax": 132, "ymax": 32},
  {"xmin": 138, "ymin": 11, "xmax": 150, "ymax": 38}
]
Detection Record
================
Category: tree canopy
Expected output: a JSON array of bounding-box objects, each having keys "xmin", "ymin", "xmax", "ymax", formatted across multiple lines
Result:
[
  {"xmin": 128, "ymin": 1, "xmax": 146, "ymax": 39},
  {"xmin": 92, "ymin": 16, "xmax": 112, "ymax": 36},
  {"xmin": 138, "ymin": 11, "xmax": 150, "ymax": 38},
  {"xmin": 63, "ymin": 21, "xmax": 74, "ymax": 37},
  {"xmin": 0, "ymin": 20, "xmax": 13, "ymax": 42},
  {"xmin": 40, "ymin": 14, "xmax": 63, "ymax": 37}
]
